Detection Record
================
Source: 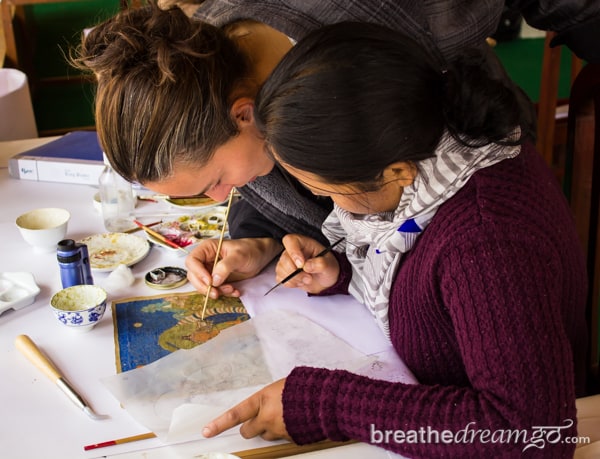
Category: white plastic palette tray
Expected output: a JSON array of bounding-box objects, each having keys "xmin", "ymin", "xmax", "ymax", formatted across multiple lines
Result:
[
  {"xmin": 144, "ymin": 206, "xmax": 228, "ymax": 254},
  {"xmin": 0, "ymin": 272, "xmax": 41, "ymax": 315}
]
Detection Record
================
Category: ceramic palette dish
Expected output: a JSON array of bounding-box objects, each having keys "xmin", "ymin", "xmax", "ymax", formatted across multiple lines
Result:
[
  {"xmin": 79, "ymin": 233, "xmax": 150, "ymax": 272},
  {"xmin": 144, "ymin": 207, "xmax": 228, "ymax": 253},
  {"xmin": 0, "ymin": 272, "xmax": 41, "ymax": 315}
]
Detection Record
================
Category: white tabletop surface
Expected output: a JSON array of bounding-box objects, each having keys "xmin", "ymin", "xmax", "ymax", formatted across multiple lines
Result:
[{"xmin": 0, "ymin": 138, "xmax": 411, "ymax": 459}]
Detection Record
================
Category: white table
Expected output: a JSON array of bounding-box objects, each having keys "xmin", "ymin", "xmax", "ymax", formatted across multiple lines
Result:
[{"xmin": 0, "ymin": 139, "xmax": 412, "ymax": 459}]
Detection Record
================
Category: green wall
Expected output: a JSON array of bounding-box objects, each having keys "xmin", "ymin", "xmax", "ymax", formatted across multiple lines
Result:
[
  {"xmin": 494, "ymin": 37, "xmax": 575, "ymax": 103},
  {"xmin": 22, "ymin": 2, "xmax": 121, "ymax": 134}
]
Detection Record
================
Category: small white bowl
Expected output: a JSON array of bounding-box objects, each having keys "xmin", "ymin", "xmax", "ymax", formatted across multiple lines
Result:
[
  {"xmin": 16, "ymin": 207, "xmax": 70, "ymax": 253},
  {"xmin": 50, "ymin": 285, "xmax": 107, "ymax": 332}
]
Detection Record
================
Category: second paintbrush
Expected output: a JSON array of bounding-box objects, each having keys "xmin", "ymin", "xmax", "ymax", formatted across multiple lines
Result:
[
  {"xmin": 133, "ymin": 219, "xmax": 189, "ymax": 254},
  {"xmin": 264, "ymin": 237, "xmax": 345, "ymax": 296}
]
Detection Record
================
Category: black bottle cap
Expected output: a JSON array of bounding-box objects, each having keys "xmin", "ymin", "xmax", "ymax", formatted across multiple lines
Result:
[{"xmin": 57, "ymin": 239, "xmax": 81, "ymax": 263}]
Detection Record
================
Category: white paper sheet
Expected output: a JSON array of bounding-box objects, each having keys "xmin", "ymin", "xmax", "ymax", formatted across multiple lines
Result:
[
  {"xmin": 102, "ymin": 310, "xmax": 376, "ymax": 442},
  {"xmin": 235, "ymin": 264, "xmax": 394, "ymax": 356}
]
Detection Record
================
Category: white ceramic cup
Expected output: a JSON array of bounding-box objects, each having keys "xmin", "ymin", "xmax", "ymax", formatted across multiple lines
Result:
[{"xmin": 15, "ymin": 207, "xmax": 70, "ymax": 253}]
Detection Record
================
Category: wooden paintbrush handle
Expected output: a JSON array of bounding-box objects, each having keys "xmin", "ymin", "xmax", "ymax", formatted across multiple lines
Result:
[
  {"xmin": 231, "ymin": 439, "xmax": 358, "ymax": 458},
  {"xmin": 15, "ymin": 334, "xmax": 62, "ymax": 383}
]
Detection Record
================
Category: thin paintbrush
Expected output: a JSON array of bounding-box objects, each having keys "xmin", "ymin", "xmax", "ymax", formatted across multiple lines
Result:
[
  {"xmin": 133, "ymin": 219, "xmax": 189, "ymax": 254},
  {"xmin": 124, "ymin": 220, "xmax": 161, "ymax": 234},
  {"xmin": 83, "ymin": 432, "xmax": 156, "ymax": 451},
  {"xmin": 83, "ymin": 433, "xmax": 355, "ymax": 454},
  {"xmin": 264, "ymin": 237, "xmax": 345, "ymax": 296},
  {"xmin": 201, "ymin": 188, "xmax": 235, "ymax": 320}
]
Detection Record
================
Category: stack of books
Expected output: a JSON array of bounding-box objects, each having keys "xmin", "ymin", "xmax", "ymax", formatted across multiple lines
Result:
[{"xmin": 8, "ymin": 130, "xmax": 104, "ymax": 186}]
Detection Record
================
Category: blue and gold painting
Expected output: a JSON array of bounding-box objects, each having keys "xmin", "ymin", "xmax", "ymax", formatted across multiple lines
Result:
[{"xmin": 112, "ymin": 292, "xmax": 249, "ymax": 372}]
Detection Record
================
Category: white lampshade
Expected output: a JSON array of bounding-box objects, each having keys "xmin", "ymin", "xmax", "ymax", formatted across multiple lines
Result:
[{"xmin": 0, "ymin": 68, "xmax": 38, "ymax": 140}]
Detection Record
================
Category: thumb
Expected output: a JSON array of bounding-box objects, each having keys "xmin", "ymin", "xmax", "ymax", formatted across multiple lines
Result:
[{"xmin": 210, "ymin": 260, "xmax": 233, "ymax": 287}]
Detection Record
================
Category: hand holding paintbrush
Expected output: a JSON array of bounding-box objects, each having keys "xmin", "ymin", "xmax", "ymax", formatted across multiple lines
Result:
[{"xmin": 265, "ymin": 237, "xmax": 345, "ymax": 295}]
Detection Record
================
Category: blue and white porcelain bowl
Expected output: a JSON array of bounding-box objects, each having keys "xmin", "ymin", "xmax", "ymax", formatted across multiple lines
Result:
[{"xmin": 50, "ymin": 285, "xmax": 107, "ymax": 332}]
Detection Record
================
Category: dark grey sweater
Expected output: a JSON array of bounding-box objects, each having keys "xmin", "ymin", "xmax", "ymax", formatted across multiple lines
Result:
[{"xmin": 192, "ymin": 0, "xmax": 600, "ymax": 242}]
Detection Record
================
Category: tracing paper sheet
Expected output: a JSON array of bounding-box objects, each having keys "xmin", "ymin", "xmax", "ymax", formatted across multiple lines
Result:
[{"xmin": 102, "ymin": 309, "xmax": 376, "ymax": 442}]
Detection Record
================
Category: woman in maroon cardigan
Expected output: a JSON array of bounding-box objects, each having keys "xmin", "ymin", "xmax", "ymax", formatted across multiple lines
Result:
[{"xmin": 201, "ymin": 22, "xmax": 588, "ymax": 458}]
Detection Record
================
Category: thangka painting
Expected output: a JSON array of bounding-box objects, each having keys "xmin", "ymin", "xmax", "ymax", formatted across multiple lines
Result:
[{"xmin": 112, "ymin": 291, "xmax": 249, "ymax": 372}]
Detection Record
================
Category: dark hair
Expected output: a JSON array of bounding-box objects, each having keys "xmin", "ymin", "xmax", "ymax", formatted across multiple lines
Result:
[
  {"xmin": 71, "ymin": 1, "xmax": 247, "ymax": 183},
  {"xmin": 255, "ymin": 22, "xmax": 535, "ymax": 188}
]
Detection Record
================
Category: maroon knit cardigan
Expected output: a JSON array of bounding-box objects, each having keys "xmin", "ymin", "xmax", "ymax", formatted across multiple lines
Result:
[{"xmin": 282, "ymin": 143, "xmax": 587, "ymax": 458}]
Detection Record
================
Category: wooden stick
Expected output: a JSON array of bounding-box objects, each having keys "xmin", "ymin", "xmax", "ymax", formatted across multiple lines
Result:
[
  {"xmin": 231, "ymin": 439, "xmax": 358, "ymax": 458},
  {"xmin": 124, "ymin": 220, "xmax": 161, "ymax": 234},
  {"xmin": 201, "ymin": 188, "xmax": 235, "ymax": 320},
  {"xmin": 82, "ymin": 433, "xmax": 356, "ymax": 456},
  {"xmin": 83, "ymin": 432, "xmax": 156, "ymax": 451}
]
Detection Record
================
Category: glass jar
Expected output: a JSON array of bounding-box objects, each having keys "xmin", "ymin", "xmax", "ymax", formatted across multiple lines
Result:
[{"xmin": 98, "ymin": 153, "xmax": 135, "ymax": 232}]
